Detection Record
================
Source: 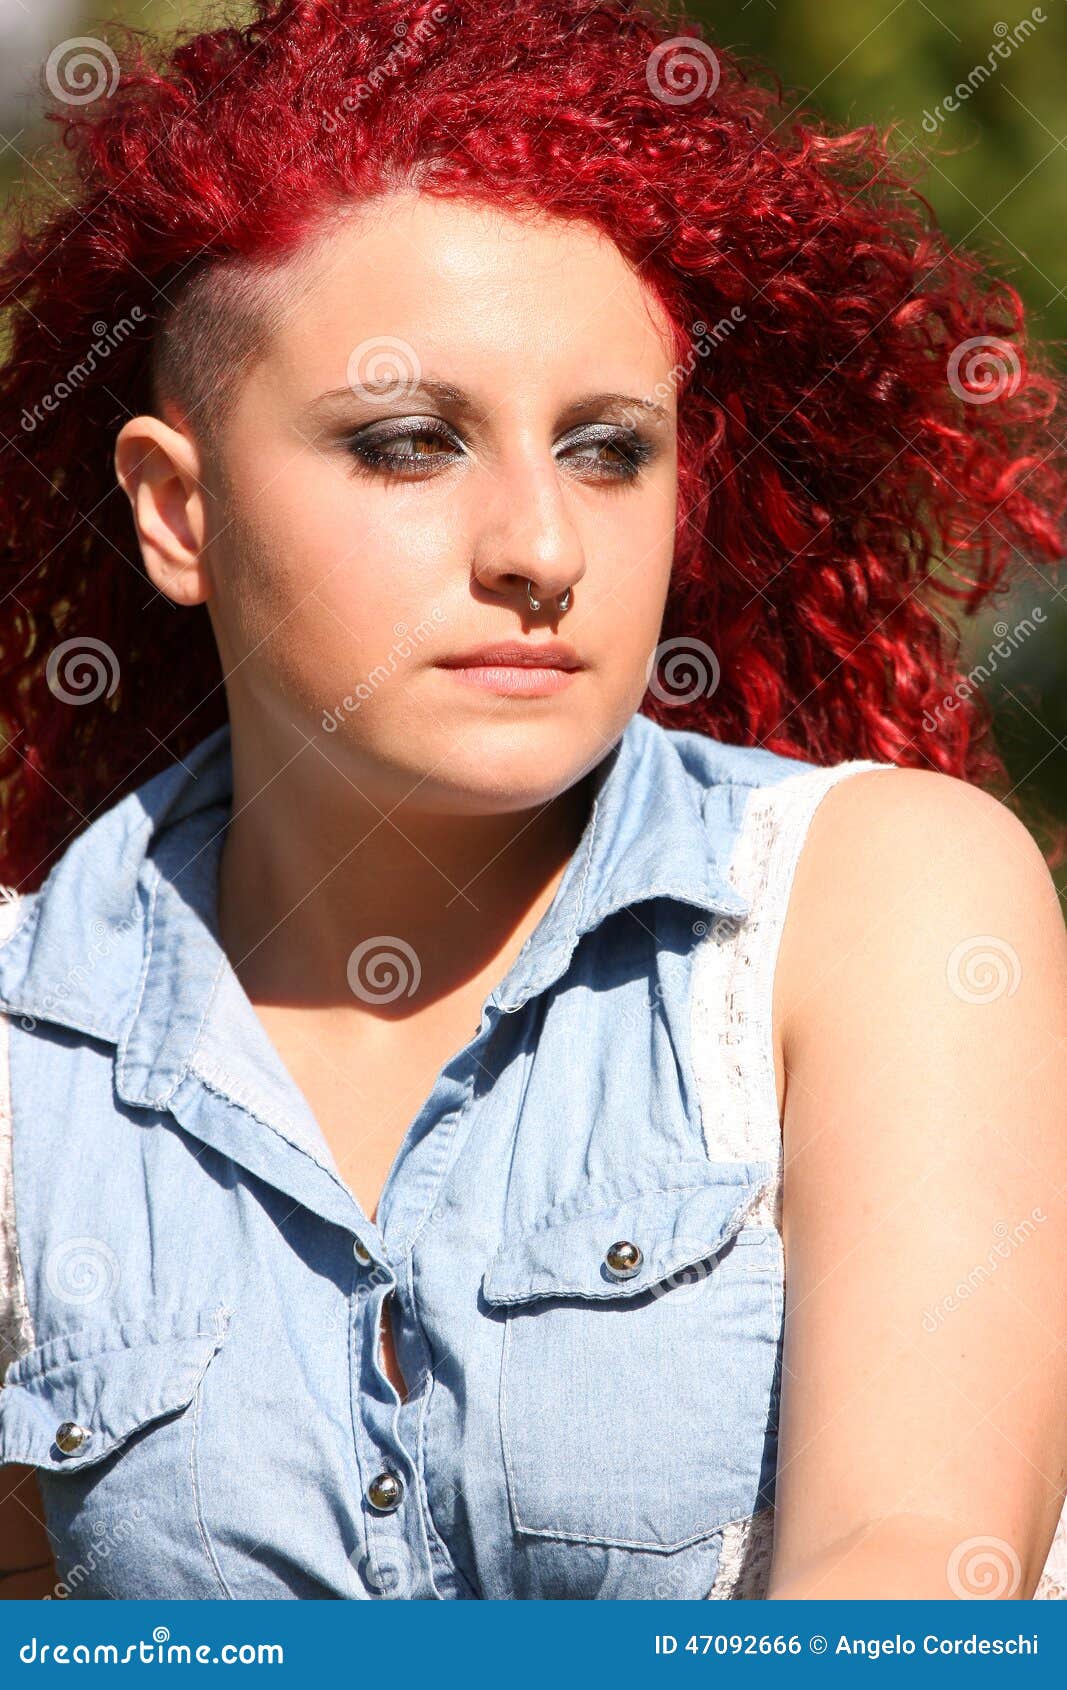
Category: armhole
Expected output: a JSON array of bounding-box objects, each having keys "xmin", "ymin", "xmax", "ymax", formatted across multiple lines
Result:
[
  {"xmin": 0, "ymin": 1008, "xmax": 35, "ymax": 1386},
  {"xmin": 691, "ymin": 758, "xmax": 899, "ymax": 1229}
]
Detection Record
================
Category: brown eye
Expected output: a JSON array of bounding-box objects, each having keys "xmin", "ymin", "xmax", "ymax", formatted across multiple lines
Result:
[
  {"xmin": 405, "ymin": 434, "xmax": 448, "ymax": 459},
  {"xmin": 344, "ymin": 421, "xmax": 462, "ymax": 477},
  {"xmin": 559, "ymin": 428, "xmax": 655, "ymax": 480}
]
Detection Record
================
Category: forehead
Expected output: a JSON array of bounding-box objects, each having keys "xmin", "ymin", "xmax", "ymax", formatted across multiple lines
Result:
[{"xmin": 253, "ymin": 190, "xmax": 677, "ymax": 399}]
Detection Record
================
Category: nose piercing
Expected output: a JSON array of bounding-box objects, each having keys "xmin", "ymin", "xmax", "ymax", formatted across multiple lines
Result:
[{"xmin": 526, "ymin": 580, "xmax": 571, "ymax": 612}]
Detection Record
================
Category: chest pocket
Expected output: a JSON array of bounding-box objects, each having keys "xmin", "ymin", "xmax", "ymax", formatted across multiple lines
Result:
[
  {"xmin": 481, "ymin": 1162, "xmax": 782, "ymax": 1552},
  {"xmin": 0, "ymin": 1306, "xmax": 231, "ymax": 1598}
]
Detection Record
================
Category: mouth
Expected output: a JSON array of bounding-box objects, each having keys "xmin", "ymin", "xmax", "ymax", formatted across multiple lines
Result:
[
  {"xmin": 434, "ymin": 641, "xmax": 586, "ymax": 697},
  {"xmin": 435, "ymin": 641, "xmax": 584, "ymax": 671}
]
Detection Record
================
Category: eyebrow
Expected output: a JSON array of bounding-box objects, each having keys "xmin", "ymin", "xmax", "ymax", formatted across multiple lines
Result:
[{"xmin": 300, "ymin": 379, "xmax": 671, "ymax": 426}]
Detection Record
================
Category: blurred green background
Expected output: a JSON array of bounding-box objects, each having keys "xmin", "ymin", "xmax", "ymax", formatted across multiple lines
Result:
[{"xmin": 2, "ymin": 0, "xmax": 1065, "ymax": 878}]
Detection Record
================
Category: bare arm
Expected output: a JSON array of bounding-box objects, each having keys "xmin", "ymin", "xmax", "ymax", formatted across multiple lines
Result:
[{"xmin": 766, "ymin": 767, "xmax": 1067, "ymax": 1599}]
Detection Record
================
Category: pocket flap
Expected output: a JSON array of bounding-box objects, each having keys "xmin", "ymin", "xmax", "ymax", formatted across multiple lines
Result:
[
  {"xmin": 0, "ymin": 1305, "xmax": 232, "ymax": 1472},
  {"xmin": 482, "ymin": 1160, "xmax": 774, "ymax": 1306}
]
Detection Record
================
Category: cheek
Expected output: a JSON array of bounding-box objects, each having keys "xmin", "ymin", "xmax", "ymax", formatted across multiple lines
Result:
[
  {"xmin": 596, "ymin": 496, "xmax": 676, "ymax": 637},
  {"xmin": 222, "ymin": 471, "xmax": 434, "ymax": 664}
]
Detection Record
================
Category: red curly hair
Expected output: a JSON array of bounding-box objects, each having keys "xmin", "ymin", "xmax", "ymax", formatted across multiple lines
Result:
[{"xmin": 1, "ymin": 0, "xmax": 1065, "ymax": 890}]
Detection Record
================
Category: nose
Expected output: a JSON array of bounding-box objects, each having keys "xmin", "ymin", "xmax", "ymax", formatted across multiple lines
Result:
[{"xmin": 471, "ymin": 445, "xmax": 586, "ymax": 613}]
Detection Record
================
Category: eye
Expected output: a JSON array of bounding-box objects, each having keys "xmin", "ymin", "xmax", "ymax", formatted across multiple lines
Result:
[
  {"xmin": 343, "ymin": 418, "xmax": 462, "ymax": 478},
  {"xmin": 557, "ymin": 425, "xmax": 656, "ymax": 481},
  {"xmin": 341, "ymin": 418, "xmax": 658, "ymax": 483}
]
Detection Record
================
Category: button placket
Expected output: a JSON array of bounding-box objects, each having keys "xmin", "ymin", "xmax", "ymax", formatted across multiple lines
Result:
[
  {"xmin": 346, "ymin": 1053, "xmax": 482, "ymax": 1600},
  {"xmin": 347, "ymin": 1237, "xmax": 421, "ymax": 1597}
]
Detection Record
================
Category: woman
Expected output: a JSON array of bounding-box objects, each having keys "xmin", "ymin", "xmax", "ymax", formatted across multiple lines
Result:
[{"xmin": 0, "ymin": 0, "xmax": 1066, "ymax": 1601}]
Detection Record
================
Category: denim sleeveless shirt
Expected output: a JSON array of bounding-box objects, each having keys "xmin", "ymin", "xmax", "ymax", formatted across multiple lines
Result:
[{"xmin": 0, "ymin": 710, "xmax": 949, "ymax": 1600}]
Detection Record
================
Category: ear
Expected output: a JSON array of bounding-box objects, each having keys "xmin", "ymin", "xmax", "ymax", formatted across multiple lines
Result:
[{"xmin": 114, "ymin": 413, "xmax": 212, "ymax": 607}]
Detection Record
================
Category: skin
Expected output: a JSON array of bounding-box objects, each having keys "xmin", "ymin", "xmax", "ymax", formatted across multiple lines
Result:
[
  {"xmin": 767, "ymin": 767, "xmax": 1067, "ymax": 1598},
  {"xmin": 119, "ymin": 191, "xmax": 679, "ymax": 1233},
  {"xmin": 4, "ymin": 189, "xmax": 1067, "ymax": 1599}
]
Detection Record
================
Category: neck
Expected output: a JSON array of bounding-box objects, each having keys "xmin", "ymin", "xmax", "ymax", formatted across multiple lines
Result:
[{"xmin": 214, "ymin": 713, "xmax": 599, "ymax": 1017}]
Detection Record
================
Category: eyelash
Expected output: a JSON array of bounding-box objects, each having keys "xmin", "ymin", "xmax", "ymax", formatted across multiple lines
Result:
[{"xmin": 342, "ymin": 419, "xmax": 657, "ymax": 483}]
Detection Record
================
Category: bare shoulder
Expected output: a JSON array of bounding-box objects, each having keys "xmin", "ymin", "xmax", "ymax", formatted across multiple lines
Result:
[
  {"xmin": 764, "ymin": 763, "xmax": 1067, "ymax": 1595},
  {"xmin": 774, "ymin": 763, "xmax": 1066, "ymax": 1063}
]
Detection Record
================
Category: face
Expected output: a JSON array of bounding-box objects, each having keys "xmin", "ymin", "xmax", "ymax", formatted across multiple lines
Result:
[{"xmin": 129, "ymin": 190, "xmax": 681, "ymax": 817}]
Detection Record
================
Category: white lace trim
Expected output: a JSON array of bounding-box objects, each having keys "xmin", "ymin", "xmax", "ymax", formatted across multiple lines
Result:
[
  {"xmin": 0, "ymin": 1007, "xmax": 35, "ymax": 1387},
  {"xmin": 0, "ymin": 886, "xmax": 35, "ymax": 1386},
  {"xmin": 1034, "ymin": 1505, "xmax": 1067, "ymax": 1599},
  {"xmin": 707, "ymin": 1506, "xmax": 776, "ymax": 1598},
  {"xmin": 694, "ymin": 761, "xmax": 895, "ymax": 1594},
  {"xmin": 691, "ymin": 760, "xmax": 894, "ymax": 1235}
]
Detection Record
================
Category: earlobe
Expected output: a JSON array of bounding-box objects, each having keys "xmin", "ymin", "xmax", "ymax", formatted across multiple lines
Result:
[{"xmin": 113, "ymin": 415, "xmax": 212, "ymax": 608}]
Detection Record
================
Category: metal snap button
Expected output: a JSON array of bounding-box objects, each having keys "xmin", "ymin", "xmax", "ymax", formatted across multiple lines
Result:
[
  {"xmin": 353, "ymin": 1238, "xmax": 372, "ymax": 1264},
  {"xmin": 366, "ymin": 1470, "xmax": 404, "ymax": 1513},
  {"xmin": 54, "ymin": 1421, "xmax": 91, "ymax": 1454},
  {"xmin": 604, "ymin": 1239, "xmax": 643, "ymax": 1279}
]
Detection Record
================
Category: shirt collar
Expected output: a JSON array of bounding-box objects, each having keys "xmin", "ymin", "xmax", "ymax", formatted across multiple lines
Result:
[{"xmin": 0, "ymin": 712, "xmax": 751, "ymax": 1105}]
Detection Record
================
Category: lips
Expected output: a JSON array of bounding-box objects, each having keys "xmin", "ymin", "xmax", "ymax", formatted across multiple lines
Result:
[{"xmin": 435, "ymin": 641, "xmax": 584, "ymax": 670}]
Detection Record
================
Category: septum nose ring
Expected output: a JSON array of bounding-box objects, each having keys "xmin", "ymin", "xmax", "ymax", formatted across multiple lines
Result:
[{"xmin": 526, "ymin": 579, "xmax": 571, "ymax": 613}]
